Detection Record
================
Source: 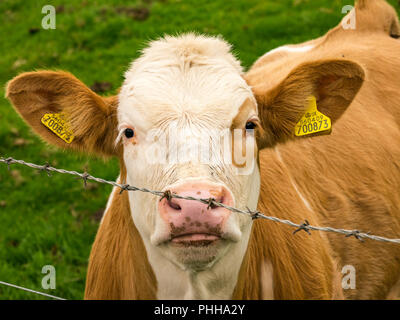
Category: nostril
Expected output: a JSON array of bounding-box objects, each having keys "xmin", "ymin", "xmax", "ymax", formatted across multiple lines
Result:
[{"xmin": 168, "ymin": 199, "xmax": 181, "ymax": 210}]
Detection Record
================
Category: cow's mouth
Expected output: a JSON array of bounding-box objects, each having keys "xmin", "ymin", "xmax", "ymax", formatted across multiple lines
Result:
[{"xmin": 170, "ymin": 233, "xmax": 221, "ymax": 246}]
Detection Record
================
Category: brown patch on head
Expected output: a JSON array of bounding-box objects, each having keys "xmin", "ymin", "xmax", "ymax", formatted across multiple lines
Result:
[
  {"xmin": 230, "ymin": 98, "xmax": 257, "ymax": 130},
  {"xmin": 229, "ymin": 98, "xmax": 261, "ymax": 168}
]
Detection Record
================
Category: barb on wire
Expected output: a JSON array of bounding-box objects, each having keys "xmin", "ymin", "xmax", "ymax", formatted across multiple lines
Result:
[
  {"xmin": 345, "ymin": 230, "xmax": 367, "ymax": 242},
  {"xmin": 206, "ymin": 197, "xmax": 216, "ymax": 210},
  {"xmin": 1, "ymin": 156, "xmax": 400, "ymax": 245},
  {"xmin": 0, "ymin": 281, "xmax": 66, "ymax": 300},
  {"xmin": 81, "ymin": 172, "xmax": 90, "ymax": 188},
  {"xmin": 4, "ymin": 157, "xmax": 13, "ymax": 171},
  {"xmin": 119, "ymin": 183, "xmax": 130, "ymax": 194},
  {"xmin": 293, "ymin": 220, "xmax": 312, "ymax": 235},
  {"xmin": 160, "ymin": 190, "xmax": 173, "ymax": 202},
  {"xmin": 246, "ymin": 207, "xmax": 261, "ymax": 220},
  {"xmin": 40, "ymin": 162, "xmax": 52, "ymax": 177}
]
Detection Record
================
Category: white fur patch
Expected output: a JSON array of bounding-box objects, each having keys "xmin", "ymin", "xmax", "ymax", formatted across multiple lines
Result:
[
  {"xmin": 274, "ymin": 147, "xmax": 313, "ymax": 212},
  {"xmin": 100, "ymin": 175, "xmax": 120, "ymax": 225},
  {"xmin": 261, "ymin": 44, "xmax": 315, "ymax": 59},
  {"xmin": 261, "ymin": 259, "xmax": 274, "ymax": 299}
]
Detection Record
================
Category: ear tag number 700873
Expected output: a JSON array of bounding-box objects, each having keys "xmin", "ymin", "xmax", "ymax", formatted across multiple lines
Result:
[{"xmin": 294, "ymin": 96, "xmax": 332, "ymax": 137}]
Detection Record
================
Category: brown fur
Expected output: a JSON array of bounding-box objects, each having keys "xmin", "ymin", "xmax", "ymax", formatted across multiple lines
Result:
[
  {"xmin": 355, "ymin": 0, "xmax": 400, "ymax": 37},
  {"xmin": 84, "ymin": 162, "xmax": 157, "ymax": 299},
  {"xmin": 5, "ymin": 0, "xmax": 400, "ymax": 300},
  {"xmin": 233, "ymin": 150, "xmax": 344, "ymax": 299}
]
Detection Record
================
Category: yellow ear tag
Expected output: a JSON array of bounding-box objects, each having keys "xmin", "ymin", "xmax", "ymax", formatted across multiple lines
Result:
[
  {"xmin": 41, "ymin": 112, "xmax": 75, "ymax": 144},
  {"xmin": 294, "ymin": 96, "xmax": 332, "ymax": 137}
]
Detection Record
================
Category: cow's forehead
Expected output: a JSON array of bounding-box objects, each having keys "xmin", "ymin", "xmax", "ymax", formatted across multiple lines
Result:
[{"xmin": 117, "ymin": 34, "xmax": 256, "ymax": 131}]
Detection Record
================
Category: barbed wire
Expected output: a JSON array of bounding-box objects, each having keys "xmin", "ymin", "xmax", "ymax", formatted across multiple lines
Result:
[
  {"xmin": 0, "ymin": 281, "xmax": 66, "ymax": 300},
  {"xmin": 1, "ymin": 156, "xmax": 400, "ymax": 244}
]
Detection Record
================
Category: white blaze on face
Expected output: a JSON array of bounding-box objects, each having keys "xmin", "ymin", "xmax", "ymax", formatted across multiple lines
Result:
[{"xmin": 116, "ymin": 34, "xmax": 260, "ymax": 276}]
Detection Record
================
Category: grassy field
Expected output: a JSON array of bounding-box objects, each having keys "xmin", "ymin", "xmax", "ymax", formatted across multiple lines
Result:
[{"xmin": 0, "ymin": 0, "xmax": 399, "ymax": 300}]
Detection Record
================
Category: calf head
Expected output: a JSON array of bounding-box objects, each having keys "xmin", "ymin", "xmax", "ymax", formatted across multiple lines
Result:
[
  {"xmin": 6, "ymin": 34, "xmax": 365, "ymax": 278},
  {"xmin": 116, "ymin": 35, "xmax": 260, "ymax": 271}
]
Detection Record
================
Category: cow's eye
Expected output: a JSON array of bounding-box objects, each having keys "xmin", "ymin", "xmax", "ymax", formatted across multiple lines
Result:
[
  {"xmin": 124, "ymin": 128, "xmax": 135, "ymax": 138},
  {"xmin": 245, "ymin": 121, "xmax": 257, "ymax": 130}
]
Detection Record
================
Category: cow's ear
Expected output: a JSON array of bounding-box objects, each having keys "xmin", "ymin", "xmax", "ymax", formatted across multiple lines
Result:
[
  {"xmin": 6, "ymin": 71, "xmax": 120, "ymax": 157},
  {"xmin": 252, "ymin": 59, "xmax": 365, "ymax": 147}
]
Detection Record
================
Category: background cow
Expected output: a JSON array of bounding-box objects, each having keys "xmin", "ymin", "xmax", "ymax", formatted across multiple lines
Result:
[
  {"xmin": 5, "ymin": 0, "xmax": 400, "ymax": 299},
  {"xmin": 245, "ymin": 0, "xmax": 400, "ymax": 299}
]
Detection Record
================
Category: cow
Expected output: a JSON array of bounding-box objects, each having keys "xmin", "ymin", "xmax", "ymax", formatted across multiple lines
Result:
[{"xmin": 5, "ymin": 0, "xmax": 400, "ymax": 299}]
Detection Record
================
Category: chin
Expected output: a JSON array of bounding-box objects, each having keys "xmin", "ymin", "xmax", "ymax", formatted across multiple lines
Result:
[{"xmin": 163, "ymin": 237, "xmax": 231, "ymax": 271}]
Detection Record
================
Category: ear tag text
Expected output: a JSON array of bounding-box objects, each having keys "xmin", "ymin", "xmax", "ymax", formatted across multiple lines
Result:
[
  {"xmin": 41, "ymin": 113, "xmax": 75, "ymax": 144},
  {"xmin": 294, "ymin": 96, "xmax": 332, "ymax": 137}
]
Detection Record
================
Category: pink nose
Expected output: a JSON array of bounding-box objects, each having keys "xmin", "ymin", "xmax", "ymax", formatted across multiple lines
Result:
[{"xmin": 158, "ymin": 182, "xmax": 234, "ymax": 243}]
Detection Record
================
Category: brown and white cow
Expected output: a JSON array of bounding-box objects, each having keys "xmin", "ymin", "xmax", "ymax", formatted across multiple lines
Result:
[{"xmin": 5, "ymin": 0, "xmax": 400, "ymax": 299}]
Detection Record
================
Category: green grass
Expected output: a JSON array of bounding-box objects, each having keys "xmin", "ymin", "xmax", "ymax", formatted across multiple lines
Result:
[{"xmin": 0, "ymin": 0, "xmax": 399, "ymax": 300}]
